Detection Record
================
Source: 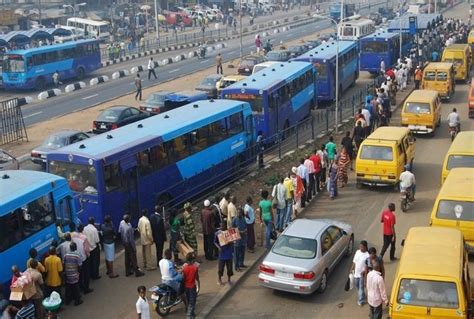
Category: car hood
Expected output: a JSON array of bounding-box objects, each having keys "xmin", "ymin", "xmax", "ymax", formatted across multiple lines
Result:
[{"xmin": 263, "ymin": 251, "xmax": 316, "ymax": 272}]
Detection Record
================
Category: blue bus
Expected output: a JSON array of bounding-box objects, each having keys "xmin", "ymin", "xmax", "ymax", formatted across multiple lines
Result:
[
  {"xmin": 46, "ymin": 99, "xmax": 254, "ymax": 227},
  {"xmin": 2, "ymin": 39, "xmax": 101, "ymax": 90},
  {"xmin": 0, "ymin": 170, "xmax": 78, "ymax": 292},
  {"xmin": 292, "ymin": 40, "xmax": 359, "ymax": 102},
  {"xmin": 360, "ymin": 30, "xmax": 413, "ymax": 74},
  {"xmin": 221, "ymin": 61, "xmax": 316, "ymax": 139}
]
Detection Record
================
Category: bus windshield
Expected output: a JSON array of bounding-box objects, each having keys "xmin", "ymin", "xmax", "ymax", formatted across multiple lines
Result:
[
  {"xmin": 360, "ymin": 145, "xmax": 393, "ymax": 161},
  {"xmin": 225, "ymin": 93, "xmax": 263, "ymax": 114},
  {"xmin": 342, "ymin": 27, "xmax": 354, "ymax": 36},
  {"xmin": 361, "ymin": 42, "xmax": 388, "ymax": 53},
  {"xmin": 3, "ymin": 54, "xmax": 25, "ymax": 72},
  {"xmin": 447, "ymin": 155, "xmax": 474, "ymax": 170},
  {"xmin": 315, "ymin": 63, "xmax": 327, "ymax": 80},
  {"xmin": 436, "ymin": 200, "xmax": 474, "ymax": 221},
  {"xmin": 49, "ymin": 161, "xmax": 98, "ymax": 194}
]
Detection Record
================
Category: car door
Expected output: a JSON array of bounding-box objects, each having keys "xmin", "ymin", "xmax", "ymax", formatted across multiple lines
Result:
[
  {"xmin": 119, "ymin": 108, "xmax": 133, "ymax": 127},
  {"xmin": 129, "ymin": 107, "xmax": 143, "ymax": 122},
  {"xmin": 320, "ymin": 229, "xmax": 336, "ymax": 272}
]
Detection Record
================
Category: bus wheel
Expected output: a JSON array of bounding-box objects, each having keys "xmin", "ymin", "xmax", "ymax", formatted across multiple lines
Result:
[
  {"xmin": 76, "ymin": 67, "xmax": 86, "ymax": 80},
  {"xmin": 35, "ymin": 77, "xmax": 46, "ymax": 91}
]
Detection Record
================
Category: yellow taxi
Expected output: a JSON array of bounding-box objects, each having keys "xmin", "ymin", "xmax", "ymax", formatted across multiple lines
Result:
[
  {"xmin": 442, "ymin": 44, "xmax": 471, "ymax": 82},
  {"xmin": 401, "ymin": 90, "xmax": 441, "ymax": 136},
  {"xmin": 421, "ymin": 62, "xmax": 456, "ymax": 100},
  {"xmin": 440, "ymin": 131, "xmax": 474, "ymax": 184}
]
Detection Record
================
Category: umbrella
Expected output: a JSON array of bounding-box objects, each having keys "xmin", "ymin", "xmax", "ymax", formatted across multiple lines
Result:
[
  {"xmin": 158, "ymin": 14, "xmax": 166, "ymax": 21},
  {"xmin": 140, "ymin": 5, "xmax": 151, "ymax": 10}
]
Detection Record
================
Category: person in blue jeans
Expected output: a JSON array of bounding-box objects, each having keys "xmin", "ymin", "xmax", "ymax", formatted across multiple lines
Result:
[
  {"xmin": 272, "ymin": 177, "xmax": 287, "ymax": 231},
  {"xmin": 232, "ymin": 208, "xmax": 248, "ymax": 272},
  {"xmin": 350, "ymin": 240, "xmax": 370, "ymax": 306},
  {"xmin": 259, "ymin": 190, "xmax": 274, "ymax": 250}
]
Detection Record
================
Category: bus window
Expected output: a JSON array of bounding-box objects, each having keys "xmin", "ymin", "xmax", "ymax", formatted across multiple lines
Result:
[
  {"xmin": 424, "ymin": 71, "xmax": 436, "ymax": 81},
  {"xmin": 3, "ymin": 55, "xmax": 25, "ymax": 72},
  {"xmin": 316, "ymin": 64, "xmax": 327, "ymax": 80},
  {"xmin": 49, "ymin": 161, "xmax": 98, "ymax": 194},
  {"xmin": 361, "ymin": 42, "xmax": 388, "ymax": 53},
  {"xmin": 104, "ymin": 163, "xmax": 121, "ymax": 192},
  {"xmin": 228, "ymin": 112, "xmax": 244, "ymax": 135},
  {"xmin": 57, "ymin": 196, "xmax": 73, "ymax": 226},
  {"xmin": 189, "ymin": 125, "xmax": 210, "ymax": 152},
  {"xmin": 138, "ymin": 149, "xmax": 153, "ymax": 176},
  {"xmin": 210, "ymin": 120, "xmax": 227, "ymax": 143},
  {"xmin": 0, "ymin": 194, "xmax": 55, "ymax": 252}
]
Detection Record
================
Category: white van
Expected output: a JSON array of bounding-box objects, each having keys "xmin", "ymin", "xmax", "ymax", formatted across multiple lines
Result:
[{"xmin": 252, "ymin": 61, "xmax": 279, "ymax": 74}]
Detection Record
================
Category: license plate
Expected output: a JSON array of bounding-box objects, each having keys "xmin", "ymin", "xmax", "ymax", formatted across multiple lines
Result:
[
  {"xmin": 275, "ymin": 271, "xmax": 293, "ymax": 279},
  {"xmin": 147, "ymin": 108, "xmax": 153, "ymax": 112},
  {"xmin": 372, "ymin": 176, "xmax": 381, "ymax": 180},
  {"xmin": 100, "ymin": 124, "xmax": 106, "ymax": 129}
]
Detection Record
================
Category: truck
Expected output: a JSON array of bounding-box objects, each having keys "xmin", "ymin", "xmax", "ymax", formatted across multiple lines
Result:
[{"xmin": 330, "ymin": 3, "xmax": 356, "ymax": 21}]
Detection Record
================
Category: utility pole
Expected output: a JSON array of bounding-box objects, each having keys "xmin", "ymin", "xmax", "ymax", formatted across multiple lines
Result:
[
  {"xmin": 154, "ymin": 0, "xmax": 160, "ymax": 46},
  {"xmin": 239, "ymin": 0, "xmax": 243, "ymax": 61},
  {"xmin": 38, "ymin": 0, "xmax": 42, "ymax": 26}
]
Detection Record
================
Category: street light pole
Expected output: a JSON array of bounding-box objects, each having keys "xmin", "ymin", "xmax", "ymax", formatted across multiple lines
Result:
[
  {"xmin": 239, "ymin": 0, "xmax": 243, "ymax": 61},
  {"xmin": 154, "ymin": 0, "xmax": 160, "ymax": 47},
  {"xmin": 399, "ymin": 11, "xmax": 402, "ymax": 62}
]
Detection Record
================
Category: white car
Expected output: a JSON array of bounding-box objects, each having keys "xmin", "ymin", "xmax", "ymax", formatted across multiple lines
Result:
[{"xmin": 0, "ymin": 149, "xmax": 19, "ymax": 170}]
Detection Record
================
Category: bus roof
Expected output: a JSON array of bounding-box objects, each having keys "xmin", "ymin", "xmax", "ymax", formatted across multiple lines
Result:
[
  {"xmin": 49, "ymin": 99, "xmax": 250, "ymax": 162},
  {"xmin": 222, "ymin": 61, "xmax": 313, "ymax": 92},
  {"xmin": 6, "ymin": 39, "xmax": 97, "ymax": 56},
  {"xmin": 438, "ymin": 168, "xmax": 474, "ymax": 199},
  {"xmin": 360, "ymin": 30, "xmax": 399, "ymax": 41},
  {"xmin": 423, "ymin": 62, "xmax": 454, "ymax": 71},
  {"xmin": 387, "ymin": 13, "xmax": 441, "ymax": 32},
  {"xmin": 406, "ymin": 89, "xmax": 438, "ymax": 101},
  {"xmin": 366, "ymin": 126, "xmax": 410, "ymax": 142},
  {"xmin": 67, "ymin": 17, "xmax": 110, "ymax": 26},
  {"xmin": 340, "ymin": 18, "xmax": 374, "ymax": 27},
  {"xmin": 0, "ymin": 170, "xmax": 66, "ymax": 213},
  {"xmin": 397, "ymin": 227, "xmax": 463, "ymax": 279},
  {"xmin": 446, "ymin": 131, "xmax": 474, "ymax": 155},
  {"xmin": 444, "ymin": 43, "xmax": 470, "ymax": 51},
  {"xmin": 293, "ymin": 40, "xmax": 357, "ymax": 61}
]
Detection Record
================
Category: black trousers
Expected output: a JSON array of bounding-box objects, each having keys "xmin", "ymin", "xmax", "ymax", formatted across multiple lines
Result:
[
  {"xmin": 320, "ymin": 167, "xmax": 327, "ymax": 185},
  {"xmin": 414, "ymin": 79, "xmax": 420, "ymax": 89},
  {"xmin": 203, "ymin": 234, "xmax": 215, "ymax": 260},
  {"xmin": 79, "ymin": 258, "xmax": 91, "ymax": 292},
  {"xmin": 66, "ymin": 282, "xmax": 81, "ymax": 305},
  {"xmin": 217, "ymin": 65, "xmax": 223, "ymax": 74},
  {"xmin": 90, "ymin": 246, "xmax": 100, "ymax": 279},
  {"xmin": 315, "ymin": 171, "xmax": 321, "ymax": 193},
  {"xmin": 369, "ymin": 304, "xmax": 383, "ymax": 319},
  {"xmin": 308, "ymin": 173, "xmax": 315, "ymax": 199},
  {"xmin": 124, "ymin": 244, "xmax": 139, "ymax": 275},
  {"xmin": 301, "ymin": 179, "xmax": 307, "ymax": 207},
  {"xmin": 148, "ymin": 69, "xmax": 157, "ymax": 80},
  {"xmin": 154, "ymin": 240, "xmax": 165, "ymax": 267},
  {"xmin": 380, "ymin": 234, "xmax": 396, "ymax": 260},
  {"xmin": 135, "ymin": 88, "xmax": 142, "ymax": 100}
]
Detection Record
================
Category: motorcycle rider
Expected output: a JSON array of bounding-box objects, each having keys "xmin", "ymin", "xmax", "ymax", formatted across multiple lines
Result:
[
  {"xmin": 399, "ymin": 164, "xmax": 416, "ymax": 201},
  {"xmin": 447, "ymin": 107, "xmax": 461, "ymax": 133},
  {"xmin": 159, "ymin": 249, "xmax": 183, "ymax": 297},
  {"xmin": 199, "ymin": 43, "xmax": 206, "ymax": 59}
]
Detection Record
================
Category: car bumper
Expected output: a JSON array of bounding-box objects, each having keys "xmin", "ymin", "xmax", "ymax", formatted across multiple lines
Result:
[
  {"xmin": 31, "ymin": 157, "xmax": 46, "ymax": 165},
  {"xmin": 357, "ymin": 177, "xmax": 397, "ymax": 186},
  {"xmin": 258, "ymin": 273, "xmax": 318, "ymax": 295},
  {"xmin": 403, "ymin": 124, "xmax": 434, "ymax": 134}
]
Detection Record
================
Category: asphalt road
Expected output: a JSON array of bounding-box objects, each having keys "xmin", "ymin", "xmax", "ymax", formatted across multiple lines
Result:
[{"xmin": 10, "ymin": 1, "xmax": 393, "ymax": 128}]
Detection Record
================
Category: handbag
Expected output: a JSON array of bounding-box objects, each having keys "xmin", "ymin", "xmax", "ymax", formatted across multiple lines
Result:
[{"xmin": 270, "ymin": 224, "xmax": 278, "ymax": 240}]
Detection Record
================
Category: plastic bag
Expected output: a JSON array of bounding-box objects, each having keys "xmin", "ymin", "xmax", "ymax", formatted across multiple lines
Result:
[{"xmin": 349, "ymin": 272, "xmax": 354, "ymax": 290}]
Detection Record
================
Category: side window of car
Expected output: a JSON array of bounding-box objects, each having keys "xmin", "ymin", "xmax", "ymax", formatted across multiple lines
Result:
[
  {"xmin": 129, "ymin": 108, "xmax": 140, "ymax": 116},
  {"xmin": 327, "ymin": 226, "xmax": 343, "ymax": 243},
  {"xmin": 121, "ymin": 109, "xmax": 132, "ymax": 119},
  {"xmin": 320, "ymin": 230, "xmax": 333, "ymax": 256},
  {"xmin": 77, "ymin": 133, "xmax": 88, "ymax": 141}
]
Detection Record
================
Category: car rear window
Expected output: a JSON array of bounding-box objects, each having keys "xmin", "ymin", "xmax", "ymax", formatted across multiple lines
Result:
[
  {"xmin": 447, "ymin": 155, "xmax": 474, "ymax": 170},
  {"xmin": 360, "ymin": 145, "xmax": 393, "ymax": 161},
  {"xmin": 97, "ymin": 109, "xmax": 122, "ymax": 121},
  {"xmin": 397, "ymin": 279, "xmax": 459, "ymax": 309},
  {"xmin": 42, "ymin": 135, "xmax": 68, "ymax": 148},
  {"xmin": 272, "ymin": 235, "xmax": 317, "ymax": 259},
  {"xmin": 241, "ymin": 59, "xmax": 256, "ymax": 66},
  {"xmin": 404, "ymin": 102, "xmax": 431, "ymax": 114},
  {"xmin": 200, "ymin": 78, "xmax": 218, "ymax": 86},
  {"xmin": 436, "ymin": 200, "xmax": 474, "ymax": 221}
]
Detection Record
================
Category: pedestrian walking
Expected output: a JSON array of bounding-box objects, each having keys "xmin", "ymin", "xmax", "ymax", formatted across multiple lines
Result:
[
  {"xmin": 255, "ymin": 34, "xmax": 262, "ymax": 54},
  {"xmin": 259, "ymin": 190, "xmax": 274, "ymax": 250},
  {"xmin": 72, "ymin": 224, "xmax": 92, "ymax": 294},
  {"xmin": 353, "ymin": 121, "xmax": 365, "ymax": 150},
  {"xmin": 244, "ymin": 196, "xmax": 256, "ymax": 253},
  {"xmin": 119, "ymin": 214, "xmax": 145, "ymax": 277},
  {"xmin": 52, "ymin": 70, "xmax": 61, "ymax": 88},
  {"xmin": 100, "ymin": 215, "xmax": 119, "ymax": 278},
  {"xmin": 282, "ymin": 174, "xmax": 294, "ymax": 227},
  {"xmin": 271, "ymin": 176, "xmax": 287, "ymax": 232},
  {"xmin": 216, "ymin": 53, "xmax": 223, "ymax": 74},
  {"xmin": 341, "ymin": 131, "xmax": 354, "ymax": 170},
  {"xmin": 325, "ymin": 136, "xmax": 337, "ymax": 167},
  {"xmin": 367, "ymin": 261, "xmax": 388, "ymax": 319},
  {"xmin": 296, "ymin": 158, "xmax": 308, "ymax": 207},
  {"xmin": 83, "ymin": 217, "xmax": 101, "ymax": 280},
  {"xmin": 317, "ymin": 144, "xmax": 328, "ymax": 189},
  {"xmin": 182, "ymin": 253, "xmax": 200, "ymax": 319},
  {"xmin": 215, "ymin": 222, "xmax": 234, "ymax": 285},
  {"xmin": 365, "ymin": 247, "xmax": 385, "ymax": 279},
  {"xmin": 414, "ymin": 66, "xmax": 422, "ymax": 90},
  {"xmin": 136, "ymin": 285, "xmax": 151, "ymax": 319},
  {"xmin": 25, "ymin": 259, "xmax": 46, "ymax": 318},
  {"xmin": 380, "ymin": 203, "xmax": 397, "ymax": 261},
  {"xmin": 328, "ymin": 160, "xmax": 339, "ymax": 199},
  {"xmin": 310, "ymin": 150, "xmax": 322, "ymax": 194},
  {"xmin": 227, "ymin": 196, "xmax": 238, "ymax": 229},
  {"xmin": 183, "ymin": 203, "xmax": 198, "ymax": 255},
  {"xmin": 63, "ymin": 242, "xmax": 83, "ymax": 306},
  {"xmin": 350, "ymin": 240, "xmax": 369, "ymax": 306},
  {"xmin": 304, "ymin": 154, "xmax": 315, "ymax": 201},
  {"xmin": 44, "ymin": 246, "xmax": 63, "ymax": 298},
  {"xmin": 138, "ymin": 209, "xmax": 156, "ymax": 271},
  {"xmin": 337, "ymin": 147, "xmax": 350, "ymax": 188},
  {"xmin": 147, "ymin": 57, "xmax": 157, "ymax": 80},
  {"xmin": 169, "ymin": 209, "xmax": 182, "ymax": 263},
  {"xmin": 232, "ymin": 208, "xmax": 247, "ymax": 272},
  {"xmin": 290, "ymin": 168, "xmax": 304, "ymax": 217},
  {"xmin": 135, "ymin": 73, "xmax": 143, "ymax": 101},
  {"xmin": 150, "ymin": 205, "xmax": 167, "ymax": 266},
  {"xmin": 201, "ymin": 200, "xmax": 216, "ymax": 260}
]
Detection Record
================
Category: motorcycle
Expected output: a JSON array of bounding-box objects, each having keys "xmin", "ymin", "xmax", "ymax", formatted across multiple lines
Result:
[
  {"xmin": 400, "ymin": 187, "xmax": 414, "ymax": 212},
  {"xmin": 448, "ymin": 125, "xmax": 458, "ymax": 142},
  {"xmin": 198, "ymin": 46, "xmax": 206, "ymax": 59},
  {"xmin": 150, "ymin": 280, "xmax": 200, "ymax": 317}
]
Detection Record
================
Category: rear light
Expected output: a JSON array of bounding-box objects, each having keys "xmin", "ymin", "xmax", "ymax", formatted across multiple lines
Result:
[
  {"xmin": 139, "ymin": 106, "xmax": 145, "ymax": 111},
  {"xmin": 259, "ymin": 264, "xmax": 275, "ymax": 275},
  {"xmin": 93, "ymin": 121, "xmax": 97, "ymax": 129},
  {"xmin": 388, "ymin": 175, "xmax": 396, "ymax": 179},
  {"xmin": 111, "ymin": 123, "xmax": 118, "ymax": 130},
  {"xmin": 31, "ymin": 152, "xmax": 39, "ymax": 158},
  {"xmin": 294, "ymin": 271, "xmax": 315, "ymax": 280}
]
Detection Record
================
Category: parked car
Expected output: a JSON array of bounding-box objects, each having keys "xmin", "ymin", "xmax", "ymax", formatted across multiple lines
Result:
[
  {"xmin": 265, "ymin": 50, "xmax": 291, "ymax": 62},
  {"xmin": 31, "ymin": 130, "xmax": 90, "ymax": 166},
  {"xmin": 258, "ymin": 218, "xmax": 354, "ymax": 295},
  {"xmin": 216, "ymin": 75, "xmax": 247, "ymax": 95},
  {"xmin": 238, "ymin": 55, "xmax": 267, "ymax": 75},
  {"xmin": 195, "ymin": 74, "xmax": 223, "ymax": 98},
  {"xmin": 0, "ymin": 149, "xmax": 19, "ymax": 170},
  {"xmin": 288, "ymin": 44, "xmax": 309, "ymax": 58},
  {"xmin": 305, "ymin": 39, "xmax": 321, "ymax": 49},
  {"xmin": 93, "ymin": 106, "xmax": 149, "ymax": 134},
  {"xmin": 252, "ymin": 61, "xmax": 279, "ymax": 74},
  {"xmin": 139, "ymin": 90, "xmax": 175, "ymax": 114}
]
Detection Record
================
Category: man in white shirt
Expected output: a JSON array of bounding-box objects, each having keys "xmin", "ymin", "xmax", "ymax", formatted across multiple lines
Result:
[
  {"xmin": 447, "ymin": 108, "xmax": 461, "ymax": 131},
  {"xmin": 351, "ymin": 240, "xmax": 369, "ymax": 306},
  {"xmin": 399, "ymin": 165, "xmax": 416, "ymax": 199},
  {"xmin": 272, "ymin": 177, "xmax": 287, "ymax": 231},
  {"xmin": 83, "ymin": 217, "xmax": 101, "ymax": 280},
  {"xmin": 366, "ymin": 262, "xmax": 388, "ymax": 319},
  {"xmin": 136, "ymin": 285, "xmax": 151, "ymax": 319},
  {"xmin": 159, "ymin": 249, "xmax": 183, "ymax": 295},
  {"xmin": 147, "ymin": 57, "xmax": 157, "ymax": 80}
]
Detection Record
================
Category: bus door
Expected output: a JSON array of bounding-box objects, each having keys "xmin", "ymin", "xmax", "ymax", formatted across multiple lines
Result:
[
  {"xmin": 56, "ymin": 195, "xmax": 75, "ymax": 231},
  {"xmin": 120, "ymin": 156, "xmax": 140, "ymax": 221}
]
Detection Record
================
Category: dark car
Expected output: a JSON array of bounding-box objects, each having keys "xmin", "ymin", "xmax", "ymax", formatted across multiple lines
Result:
[
  {"xmin": 265, "ymin": 50, "xmax": 291, "ymax": 62},
  {"xmin": 139, "ymin": 90, "xmax": 175, "ymax": 114},
  {"xmin": 237, "ymin": 55, "xmax": 266, "ymax": 75},
  {"xmin": 31, "ymin": 130, "xmax": 90, "ymax": 166},
  {"xmin": 287, "ymin": 44, "xmax": 309, "ymax": 58},
  {"xmin": 93, "ymin": 106, "xmax": 149, "ymax": 134},
  {"xmin": 195, "ymin": 74, "xmax": 223, "ymax": 98},
  {"xmin": 305, "ymin": 39, "xmax": 322, "ymax": 49}
]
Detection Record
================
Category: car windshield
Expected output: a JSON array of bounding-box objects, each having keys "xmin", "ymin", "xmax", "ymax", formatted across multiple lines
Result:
[
  {"xmin": 436, "ymin": 200, "xmax": 474, "ymax": 221},
  {"xmin": 397, "ymin": 279, "xmax": 459, "ymax": 309},
  {"xmin": 200, "ymin": 77, "xmax": 218, "ymax": 86},
  {"xmin": 266, "ymin": 52, "xmax": 283, "ymax": 60},
  {"xmin": 272, "ymin": 235, "xmax": 317, "ymax": 259},
  {"xmin": 405, "ymin": 102, "xmax": 431, "ymax": 114},
  {"xmin": 97, "ymin": 108, "xmax": 123, "ymax": 121},
  {"xmin": 41, "ymin": 135, "xmax": 68, "ymax": 148},
  {"xmin": 241, "ymin": 59, "xmax": 256, "ymax": 66},
  {"xmin": 147, "ymin": 93, "xmax": 167, "ymax": 105},
  {"xmin": 360, "ymin": 145, "xmax": 393, "ymax": 161},
  {"xmin": 49, "ymin": 161, "xmax": 98, "ymax": 194},
  {"xmin": 447, "ymin": 155, "xmax": 474, "ymax": 170}
]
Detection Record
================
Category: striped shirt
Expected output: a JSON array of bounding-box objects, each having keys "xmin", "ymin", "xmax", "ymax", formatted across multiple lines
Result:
[
  {"xmin": 15, "ymin": 303, "xmax": 35, "ymax": 319},
  {"xmin": 64, "ymin": 252, "xmax": 82, "ymax": 284}
]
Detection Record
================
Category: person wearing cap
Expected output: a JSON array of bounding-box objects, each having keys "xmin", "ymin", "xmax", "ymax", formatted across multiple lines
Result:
[
  {"xmin": 183, "ymin": 202, "xmax": 198, "ymax": 256},
  {"xmin": 201, "ymin": 200, "xmax": 216, "ymax": 260}
]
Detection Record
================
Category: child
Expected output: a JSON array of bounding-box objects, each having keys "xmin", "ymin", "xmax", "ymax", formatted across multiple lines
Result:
[{"xmin": 136, "ymin": 285, "xmax": 150, "ymax": 319}]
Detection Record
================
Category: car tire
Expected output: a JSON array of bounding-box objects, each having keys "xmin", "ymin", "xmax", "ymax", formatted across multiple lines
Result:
[
  {"xmin": 317, "ymin": 271, "xmax": 328, "ymax": 293},
  {"xmin": 345, "ymin": 236, "xmax": 354, "ymax": 257}
]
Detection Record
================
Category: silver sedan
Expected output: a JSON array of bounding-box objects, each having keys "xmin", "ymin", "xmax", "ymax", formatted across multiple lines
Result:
[{"xmin": 258, "ymin": 218, "xmax": 354, "ymax": 295}]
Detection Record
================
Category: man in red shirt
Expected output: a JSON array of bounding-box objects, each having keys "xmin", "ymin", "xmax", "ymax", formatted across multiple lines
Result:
[
  {"xmin": 182, "ymin": 253, "xmax": 200, "ymax": 318},
  {"xmin": 309, "ymin": 149, "xmax": 322, "ymax": 194},
  {"xmin": 380, "ymin": 203, "xmax": 397, "ymax": 261}
]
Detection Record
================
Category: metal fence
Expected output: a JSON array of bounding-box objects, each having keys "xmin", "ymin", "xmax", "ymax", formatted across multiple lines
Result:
[{"xmin": 0, "ymin": 98, "xmax": 28, "ymax": 146}]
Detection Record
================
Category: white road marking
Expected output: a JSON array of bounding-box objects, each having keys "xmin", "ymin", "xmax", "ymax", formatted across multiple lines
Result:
[
  {"xmin": 200, "ymin": 59, "xmax": 209, "ymax": 63},
  {"xmin": 23, "ymin": 111, "xmax": 42, "ymax": 119},
  {"xmin": 82, "ymin": 94, "xmax": 99, "ymax": 100},
  {"xmin": 169, "ymin": 68, "xmax": 181, "ymax": 73}
]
